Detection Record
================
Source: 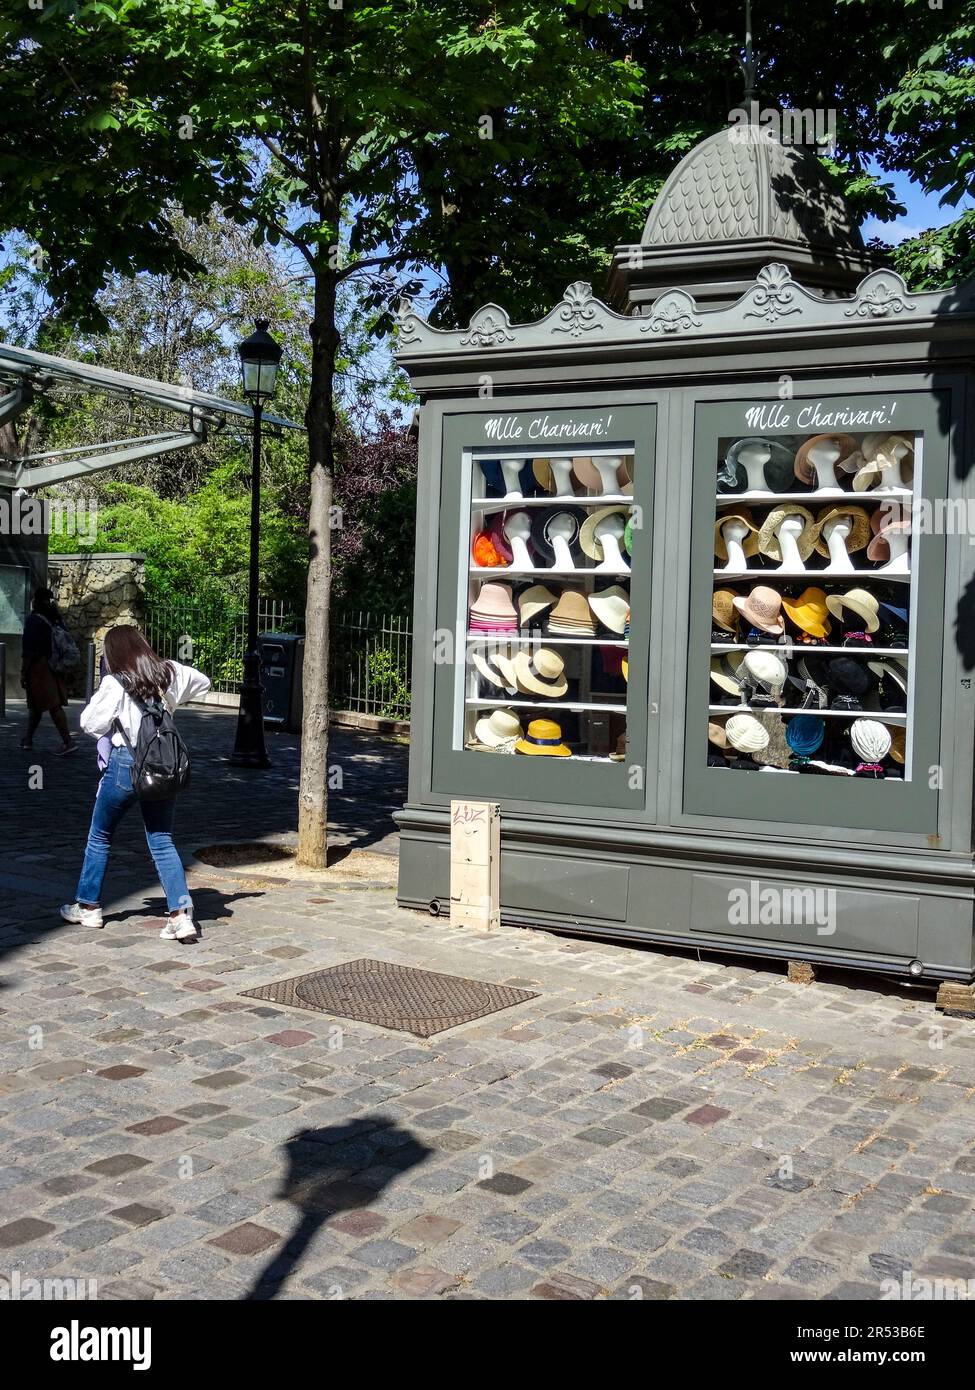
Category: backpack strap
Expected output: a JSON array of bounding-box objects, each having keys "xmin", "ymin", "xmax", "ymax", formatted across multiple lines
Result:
[{"xmin": 110, "ymin": 689, "xmax": 157, "ymax": 759}]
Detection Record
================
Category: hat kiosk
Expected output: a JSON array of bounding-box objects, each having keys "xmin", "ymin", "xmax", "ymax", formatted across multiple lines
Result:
[{"xmin": 394, "ymin": 126, "xmax": 975, "ymax": 1015}]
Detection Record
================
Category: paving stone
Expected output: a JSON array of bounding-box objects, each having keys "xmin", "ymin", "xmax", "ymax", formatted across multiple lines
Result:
[
  {"xmin": 208, "ymin": 1222, "xmax": 280, "ymax": 1256},
  {"xmin": 0, "ymin": 1217, "xmax": 55, "ymax": 1247}
]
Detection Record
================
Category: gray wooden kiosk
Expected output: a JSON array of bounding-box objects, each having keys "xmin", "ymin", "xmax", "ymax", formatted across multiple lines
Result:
[{"xmin": 394, "ymin": 126, "xmax": 975, "ymax": 1015}]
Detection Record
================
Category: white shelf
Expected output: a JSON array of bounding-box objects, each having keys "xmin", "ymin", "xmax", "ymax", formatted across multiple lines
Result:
[
  {"xmin": 713, "ymin": 568, "xmax": 910, "ymax": 583},
  {"xmin": 467, "ymin": 697, "xmax": 626, "ymax": 711},
  {"xmin": 468, "ymin": 635, "xmax": 628, "ymax": 646},
  {"xmin": 708, "ymin": 703, "xmax": 907, "ymax": 723},
  {"xmin": 473, "ymin": 494, "xmax": 632, "ymax": 508},
  {"xmin": 473, "ymin": 566, "xmax": 631, "ymax": 577},
  {"xmin": 716, "ymin": 489, "xmax": 912, "ymax": 505},
  {"xmin": 711, "ymin": 643, "xmax": 909, "ymax": 656}
]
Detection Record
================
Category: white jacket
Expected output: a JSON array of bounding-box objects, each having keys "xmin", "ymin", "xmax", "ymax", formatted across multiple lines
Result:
[{"xmin": 80, "ymin": 661, "xmax": 212, "ymax": 747}]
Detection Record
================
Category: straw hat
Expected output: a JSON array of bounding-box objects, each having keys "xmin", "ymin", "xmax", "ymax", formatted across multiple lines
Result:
[
  {"xmin": 532, "ymin": 456, "xmax": 575, "ymax": 496},
  {"xmin": 471, "ymin": 649, "xmax": 516, "ymax": 691},
  {"xmin": 579, "ymin": 505, "xmax": 630, "ymax": 562},
  {"xmin": 732, "ymin": 584, "xmax": 785, "ymax": 634},
  {"xmin": 850, "ymin": 434, "xmax": 915, "ymax": 491},
  {"xmin": 889, "ymin": 724, "xmax": 906, "ymax": 764},
  {"xmin": 714, "ymin": 507, "xmax": 759, "ymax": 561},
  {"xmin": 793, "ymin": 433, "xmax": 859, "ymax": 487},
  {"xmin": 518, "ymin": 584, "xmax": 558, "ymax": 626},
  {"xmin": 866, "ymin": 502, "xmax": 911, "ymax": 561},
  {"xmin": 725, "ymin": 713, "xmax": 770, "ymax": 754},
  {"xmin": 825, "ymin": 587, "xmax": 880, "ymax": 632},
  {"xmin": 547, "ymin": 588, "xmax": 597, "ymax": 635},
  {"xmin": 707, "ymin": 720, "xmax": 729, "ymax": 749},
  {"xmin": 515, "ymin": 717, "xmax": 571, "ymax": 756},
  {"xmin": 587, "ymin": 585, "xmax": 630, "ymax": 634},
  {"xmin": 850, "ymin": 718, "xmax": 892, "ymax": 763},
  {"xmin": 513, "ymin": 647, "xmax": 569, "ymax": 698},
  {"xmin": 710, "ymin": 656, "xmax": 743, "ymax": 696},
  {"xmin": 473, "ymin": 708, "xmax": 523, "ymax": 747},
  {"xmin": 712, "ymin": 588, "xmax": 740, "ymax": 633},
  {"xmin": 736, "ymin": 649, "xmax": 788, "ymax": 696},
  {"xmin": 781, "ymin": 586, "xmax": 830, "ymax": 639},
  {"xmin": 867, "ymin": 656, "xmax": 908, "ymax": 692},
  {"xmin": 469, "ymin": 581, "xmax": 518, "ymax": 625},
  {"xmin": 758, "ymin": 505, "xmax": 817, "ymax": 562},
  {"xmin": 810, "ymin": 503, "xmax": 871, "ymax": 557},
  {"xmin": 489, "ymin": 647, "xmax": 520, "ymax": 689}
]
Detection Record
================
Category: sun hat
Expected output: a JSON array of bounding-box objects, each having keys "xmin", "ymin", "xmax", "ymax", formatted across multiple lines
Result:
[
  {"xmin": 712, "ymin": 587, "xmax": 740, "ymax": 633},
  {"xmin": 825, "ymin": 587, "xmax": 880, "ymax": 632},
  {"xmin": 849, "ymin": 434, "xmax": 915, "ymax": 491},
  {"xmin": 587, "ymin": 585, "xmax": 630, "ymax": 634},
  {"xmin": 708, "ymin": 720, "xmax": 729, "ymax": 749},
  {"xmin": 732, "ymin": 584, "xmax": 785, "ymax": 634},
  {"xmin": 530, "ymin": 507, "xmax": 581, "ymax": 564},
  {"xmin": 489, "ymin": 647, "xmax": 520, "ymax": 689},
  {"xmin": 736, "ymin": 649, "xmax": 788, "ymax": 696},
  {"xmin": 471, "ymin": 648, "xmax": 516, "ymax": 691},
  {"xmin": 758, "ymin": 505, "xmax": 817, "ymax": 562},
  {"xmin": 473, "ymin": 708, "xmax": 523, "ymax": 747},
  {"xmin": 810, "ymin": 503, "xmax": 871, "ymax": 557},
  {"xmin": 547, "ymin": 588, "xmax": 597, "ymax": 636},
  {"xmin": 710, "ymin": 656, "xmax": 743, "ymax": 697},
  {"xmin": 850, "ymin": 718, "xmax": 892, "ymax": 764},
  {"xmin": 866, "ymin": 502, "xmax": 911, "ymax": 561},
  {"xmin": 517, "ymin": 584, "xmax": 558, "ymax": 626},
  {"xmin": 714, "ymin": 507, "xmax": 760, "ymax": 561},
  {"xmin": 579, "ymin": 505, "xmax": 630, "ymax": 562},
  {"xmin": 513, "ymin": 647, "xmax": 569, "ymax": 698},
  {"xmin": 469, "ymin": 581, "xmax": 518, "ymax": 632},
  {"xmin": 781, "ymin": 586, "xmax": 831, "ymax": 639},
  {"xmin": 793, "ymin": 433, "xmax": 859, "ymax": 487},
  {"xmin": 889, "ymin": 724, "xmax": 906, "ymax": 764},
  {"xmin": 718, "ymin": 437, "xmax": 796, "ymax": 493},
  {"xmin": 785, "ymin": 714, "xmax": 826, "ymax": 756},
  {"xmin": 515, "ymin": 717, "xmax": 571, "ymax": 756},
  {"xmin": 867, "ymin": 656, "xmax": 908, "ymax": 691},
  {"xmin": 725, "ymin": 713, "xmax": 770, "ymax": 753}
]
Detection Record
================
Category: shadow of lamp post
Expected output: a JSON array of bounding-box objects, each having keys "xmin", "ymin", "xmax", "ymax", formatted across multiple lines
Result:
[{"xmin": 230, "ymin": 319, "xmax": 282, "ymax": 769}]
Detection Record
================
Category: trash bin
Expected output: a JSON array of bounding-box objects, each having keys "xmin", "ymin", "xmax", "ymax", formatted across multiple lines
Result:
[{"xmin": 259, "ymin": 633, "xmax": 304, "ymax": 734}]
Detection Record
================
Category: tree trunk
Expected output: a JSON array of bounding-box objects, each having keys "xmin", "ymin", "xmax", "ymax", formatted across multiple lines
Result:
[{"xmin": 296, "ymin": 270, "xmax": 338, "ymax": 868}]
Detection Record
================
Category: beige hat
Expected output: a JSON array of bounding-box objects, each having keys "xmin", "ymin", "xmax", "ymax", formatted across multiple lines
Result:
[
  {"xmin": 736, "ymin": 649, "xmax": 788, "ymax": 695},
  {"xmin": 579, "ymin": 505, "xmax": 630, "ymax": 562},
  {"xmin": 472, "ymin": 649, "xmax": 516, "ymax": 690},
  {"xmin": 710, "ymin": 656, "xmax": 743, "ymax": 696},
  {"xmin": 473, "ymin": 708, "xmax": 523, "ymax": 747},
  {"xmin": 712, "ymin": 588, "xmax": 740, "ymax": 632},
  {"xmin": 810, "ymin": 503, "xmax": 871, "ymax": 557},
  {"xmin": 793, "ymin": 433, "xmax": 859, "ymax": 486},
  {"xmin": 725, "ymin": 713, "xmax": 770, "ymax": 754},
  {"xmin": 707, "ymin": 720, "xmax": 729, "ymax": 749},
  {"xmin": 848, "ymin": 434, "xmax": 915, "ymax": 492},
  {"xmin": 518, "ymin": 584, "xmax": 558, "ymax": 625},
  {"xmin": 587, "ymin": 585, "xmax": 630, "ymax": 634},
  {"xmin": 513, "ymin": 647, "xmax": 569, "ymax": 698},
  {"xmin": 758, "ymin": 505, "xmax": 817, "ymax": 562},
  {"xmin": 547, "ymin": 588, "xmax": 597, "ymax": 634},
  {"xmin": 732, "ymin": 584, "xmax": 785, "ymax": 634},
  {"xmin": 825, "ymin": 587, "xmax": 880, "ymax": 632},
  {"xmin": 868, "ymin": 656, "xmax": 908, "ymax": 691},
  {"xmin": 866, "ymin": 502, "xmax": 911, "ymax": 562},
  {"xmin": 572, "ymin": 456, "xmax": 628, "ymax": 494},
  {"xmin": 489, "ymin": 647, "xmax": 520, "ymax": 689},
  {"xmin": 714, "ymin": 507, "xmax": 760, "ymax": 561}
]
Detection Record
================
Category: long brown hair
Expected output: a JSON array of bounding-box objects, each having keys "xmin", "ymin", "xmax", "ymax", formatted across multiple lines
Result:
[{"xmin": 103, "ymin": 626, "xmax": 174, "ymax": 701}]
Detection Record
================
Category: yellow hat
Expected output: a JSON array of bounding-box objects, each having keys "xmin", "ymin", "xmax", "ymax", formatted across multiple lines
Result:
[
  {"xmin": 514, "ymin": 718, "xmax": 572, "ymax": 756},
  {"xmin": 781, "ymin": 586, "xmax": 831, "ymax": 639}
]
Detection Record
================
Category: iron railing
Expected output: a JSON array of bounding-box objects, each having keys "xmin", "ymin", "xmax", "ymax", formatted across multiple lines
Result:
[{"xmin": 144, "ymin": 595, "xmax": 300, "ymax": 694}]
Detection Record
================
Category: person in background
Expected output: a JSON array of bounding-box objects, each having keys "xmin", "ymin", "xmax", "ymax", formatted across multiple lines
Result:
[
  {"xmin": 60, "ymin": 624, "xmax": 211, "ymax": 941},
  {"xmin": 20, "ymin": 587, "xmax": 75, "ymax": 754}
]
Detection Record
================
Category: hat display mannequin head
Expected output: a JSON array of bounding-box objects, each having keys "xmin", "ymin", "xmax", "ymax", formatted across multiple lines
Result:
[
  {"xmin": 717, "ymin": 515, "xmax": 753, "ymax": 572},
  {"xmin": 546, "ymin": 511, "xmax": 577, "ymax": 569},
  {"xmin": 773, "ymin": 513, "xmax": 807, "ymax": 571},
  {"xmin": 868, "ymin": 504, "xmax": 911, "ymax": 574},
  {"xmin": 820, "ymin": 514, "xmax": 855, "ymax": 571},
  {"xmin": 735, "ymin": 439, "xmax": 773, "ymax": 494},
  {"xmin": 576, "ymin": 454, "xmax": 625, "ymax": 495},
  {"xmin": 592, "ymin": 512, "xmax": 628, "ymax": 572},
  {"xmin": 500, "ymin": 457, "xmax": 527, "ymax": 498},
  {"xmin": 802, "ymin": 437, "xmax": 842, "ymax": 490},
  {"xmin": 503, "ymin": 509, "xmax": 534, "ymax": 568},
  {"xmin": 547, "ymin": 455, "xmax": 575, "ymax": 497}
]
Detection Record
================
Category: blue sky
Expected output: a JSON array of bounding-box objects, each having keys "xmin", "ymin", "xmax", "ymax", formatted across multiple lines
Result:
[{"xmin": 862, "ymin": 168, "xmax": 975, "ymax": 244}]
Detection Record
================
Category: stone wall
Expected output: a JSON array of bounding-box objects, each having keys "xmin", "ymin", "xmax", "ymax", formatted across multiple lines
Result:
[{"xmin": 48, "ymin": 552, "xmax": 147, "ymax": 684}]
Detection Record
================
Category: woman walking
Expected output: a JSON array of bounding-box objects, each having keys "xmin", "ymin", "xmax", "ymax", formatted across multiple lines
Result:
[
  {"xmin": 60, "ymin": 625, "xmax": 211, "ymax": 941},
  {"xmin": 20, "ymin": 587, "xmax": 75, "ymax": 754}
]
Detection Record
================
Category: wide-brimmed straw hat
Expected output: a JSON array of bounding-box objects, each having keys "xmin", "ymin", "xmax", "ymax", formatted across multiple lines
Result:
[
  {"xmin": 867, "ymin": 656, "xmax": 908, "ymax": 691},
  {"xmin": 889, "ymin": 724, "xmax": 906, "ymax": 764},
  {"xmin": 471, "ymin": 648, "xmax": 516, "ymax": 691},
  {"xmin": 714, "ymin": 507, "xmax": 759, "ymax": 561},
  {"xmin": 547, "ymin": 588, "xmax": 597, "ymax": 635},
  {"xmin": 793, "ymin": 433, "xmax": 859, "ymax": 487},
  {"xmin": 725, "ymin": 713, "xmax": 770, "ymax": 753},
  {"xmin": 513, "ymin": 647, "xmax": 569, "ymax": 698},
  {"xmin": 732, "ymin": 584, "xmax": 785, "ymax": 634},
  {"xmin": 515, "ymin": 717, "xmax": 571, "ymax": 756},
  {"xmin": 810, "ymin": 503, "xmax": 871, "ymax": 557},
  {"xmin": 825, "ymin": 587, "xmax": 880, "ymax": 632},
  {"xmin": 847, "ymin": 434, "xmax": 915, "ymax": 492},
  {"xmin": 758, "ymin": 505, "xmax": 817, "ymax": 562},
  {"xmin": 572, "ymin": 455, "xmax": 628, "ymax": 494},
  {"xmin": 473, "ymin": 708, "xmax": 523, "ymax": 747},
  {"xmin": 518, "ymin": 583, "xmax": 559, "ymax": 626},
  {"xmin": 579, "ymin": 505, "xmax": 630, "ymax": 562},
  {"xmin": 587, "ymin": 585, "xmax": 630, "ymax": 634},
  {"xmin": 712, "ymin": 588, "xmax": 740, "ymax": 632},
  {"xmin": 781, "ymin": 586, "xmax": 831, "ymax": 638},
  {"xmin": 710, "ymin": 656, "xmax": 743, "ymax": 696}
]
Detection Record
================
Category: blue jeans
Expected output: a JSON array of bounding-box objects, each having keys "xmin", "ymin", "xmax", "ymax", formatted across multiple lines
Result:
[{"xmin": 76, "ymin": 746, "xmax": 191, "ymax": 913}]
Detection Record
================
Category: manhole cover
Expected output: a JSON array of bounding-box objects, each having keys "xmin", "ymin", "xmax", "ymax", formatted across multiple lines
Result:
[{"xmin": 241, "ymin": 958, "xmax": 538, "ymax": 1038}]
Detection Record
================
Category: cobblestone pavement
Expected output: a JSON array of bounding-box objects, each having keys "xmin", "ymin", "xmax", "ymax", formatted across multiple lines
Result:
[{"xmin": 1, "ymin": 702, "xmax": 974, "ymax": 1301}]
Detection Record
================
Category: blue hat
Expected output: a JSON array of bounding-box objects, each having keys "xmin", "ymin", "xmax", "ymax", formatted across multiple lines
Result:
[
  {"xmin": 877, "ymin": 600, "xmax": 908, "ymax": 627},
  {"xmin": 477, "ymin": 459, "xmax": 537, "ymax": 498},
  {"xmin": 786, "ymin": 715, "xmax": 826, "ymax": 756}
]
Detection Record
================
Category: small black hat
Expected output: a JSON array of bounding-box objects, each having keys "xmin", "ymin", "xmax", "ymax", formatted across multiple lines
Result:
[
  {"xmin": 827, "ymin": 656, "xmax": 871, "ymax": 696},
  {"xmin": 530, "ymin": 507, "xmax": 581, "ymax": 563}
]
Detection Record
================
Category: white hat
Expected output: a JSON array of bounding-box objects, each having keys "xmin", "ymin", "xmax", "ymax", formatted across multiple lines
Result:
[
  {"xmin": 725, "ymin": 713, "xmax": 770, "ymax": 754},
  {"xmin": 474, "ymin": 708, "xmax": 523, "ymax": 747},
  {"xmin": 513, "ymin": 647, "xmax": 569, "ymax": 698},
  {"xmin": 867, "ymin": 657, "xmax": 908, "ymax": 692},
  {"xmin": 850, "ymin": 718, "xmax": 892, "ymax": 763},
  {"xmin": 518, "ymin": 584, "xmax": 558, "ymax": 625},
  {"xmin": 587, "ymin": 585, "xmax": 630, "ymax": 634},
  {"xmin": 736, "ymin": 649, "xmax": 788, "ymax": 695},
  {"xmin": 471, "ymin": 649, "xmax": 515, "ymax": 690}
]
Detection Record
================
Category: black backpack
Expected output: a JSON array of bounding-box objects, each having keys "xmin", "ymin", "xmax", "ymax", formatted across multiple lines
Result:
[{"xmin": 114, "ymin": 693, "xmax": 191, "ymax": 802}]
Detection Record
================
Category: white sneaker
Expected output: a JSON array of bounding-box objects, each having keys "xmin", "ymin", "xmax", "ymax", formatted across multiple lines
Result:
[
  {"xmin": 60, "ymin": 902, "xmax": 103, "ymax": 929},
  {"xmin": 159, "ymin": 911, "xmax": 198, "ymax": 942}
]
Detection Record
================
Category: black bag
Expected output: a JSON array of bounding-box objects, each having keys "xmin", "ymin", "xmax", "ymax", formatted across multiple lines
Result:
[{"xmin": 113, "ymin": 694, "xmax": 191, "ymax": 802}]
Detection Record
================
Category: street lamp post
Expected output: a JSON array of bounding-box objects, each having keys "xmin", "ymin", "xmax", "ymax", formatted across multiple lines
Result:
[{"xmin": 230, "ymin": 319, "xmax": 282, "ymax": 769}]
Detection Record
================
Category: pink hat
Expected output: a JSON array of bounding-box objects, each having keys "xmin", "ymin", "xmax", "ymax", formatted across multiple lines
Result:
[
  {"xmin": 470, "ymin": 581, "xmax": 517, "ymax": 621},
  {"xmin": 732, "ymin": 584, "xmax": 785, "ymax": 635},
  {"xmin": 866, "ymin": 502, "xmax": 911, "ymax": 562}
]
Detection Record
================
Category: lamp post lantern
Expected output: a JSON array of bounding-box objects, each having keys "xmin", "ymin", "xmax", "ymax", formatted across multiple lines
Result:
[{"xmin": 230, "ymin": 319, "xmax": 282, "ymax": 769}]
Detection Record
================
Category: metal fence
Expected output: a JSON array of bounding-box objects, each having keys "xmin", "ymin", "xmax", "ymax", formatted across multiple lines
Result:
[{"xmin": 143, "ymin": 598, "xmax": 412, "ymax": 718}]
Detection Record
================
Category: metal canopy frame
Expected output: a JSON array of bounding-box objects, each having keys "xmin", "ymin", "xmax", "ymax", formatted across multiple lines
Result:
[{"xmin": 0, "ymin": 341, "xmax": 303, "ymax": 491}]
